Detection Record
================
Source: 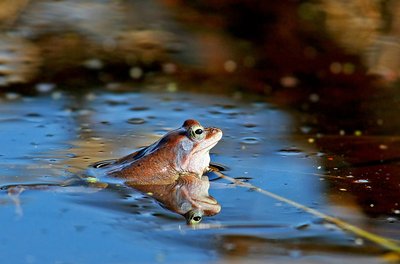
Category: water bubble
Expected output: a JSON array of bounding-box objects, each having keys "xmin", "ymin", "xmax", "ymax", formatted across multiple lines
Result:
[
  {"xmin": 240, "ymin": 137, "xmax": 261, "ymax": 145},
  {"xmin": 242, "ymin": 123, "xmax": 257, "ymax": 128},
  {"xmin": 277, "ymin": 147, "xmax": 303, "ymax": 156},
  {"xmin": 25, "ymin": 112, "xmax": 43, "ymax": 122},
  {"xmin": 106, "ymin": 100, "xmax": 128, "ymax": 106},
  {"xmin": 127, "ymin": 118, "xmax": 146, "ymax": 125},
  {"xmin": 25, "ymin": 113, "xmax": 41, "ymax": 117},
  {"xmin": 129, "ymin": 106, "xmax": 149, "ymax": 111}
]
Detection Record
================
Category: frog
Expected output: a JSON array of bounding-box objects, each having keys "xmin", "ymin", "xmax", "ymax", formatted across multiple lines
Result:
[
  {"xmin": 91, "ymin": 119, "xmax": 223, "ymax": 224},
  {"xmin": 129, "ymin": 174, "xmax": 220, "ymax": 225}
]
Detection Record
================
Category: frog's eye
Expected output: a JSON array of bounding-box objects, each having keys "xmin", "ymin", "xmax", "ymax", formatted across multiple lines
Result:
[
  {"xmin": 189, "ymin": 125, "xmax": 205, "ymax": 140},
  {"xmin": 185, "ymin": 209, "xmax": 203, "ymax": 225}
]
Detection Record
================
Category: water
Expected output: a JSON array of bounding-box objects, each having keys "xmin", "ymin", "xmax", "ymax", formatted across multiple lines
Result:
[{"xmin": 0, "ymin": 87, "xmax": 394, "ymax": 264}]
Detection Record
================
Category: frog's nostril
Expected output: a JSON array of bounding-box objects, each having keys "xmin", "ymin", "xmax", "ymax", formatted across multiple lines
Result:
[{"xmin": 212, "ymin": 128, "xmax": 223, "ymax": 136}]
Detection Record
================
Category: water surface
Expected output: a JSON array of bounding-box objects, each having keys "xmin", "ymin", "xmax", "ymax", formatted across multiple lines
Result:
[{"xmin": 0, "ymin": 88, "xmax": 393, "ymax": 263}]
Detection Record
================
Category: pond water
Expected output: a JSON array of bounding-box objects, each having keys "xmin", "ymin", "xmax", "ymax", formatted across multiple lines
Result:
[{"xmin": 0, "ymin": 86, "xmax": 395, "ymax": 264}]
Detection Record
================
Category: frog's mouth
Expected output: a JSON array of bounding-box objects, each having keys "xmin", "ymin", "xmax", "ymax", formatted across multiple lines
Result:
[
  {"xmin": 194, "ymin": 140, "xmax": 220, "ymax": 154},
  {"xmin": 194, "ymin": 130, "xmax": 222, "ymax": 153}
]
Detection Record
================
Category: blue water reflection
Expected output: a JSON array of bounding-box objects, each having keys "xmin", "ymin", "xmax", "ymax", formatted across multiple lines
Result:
[{"xmin": 0, "ymin": 90, "xmax": 378, "ymax": 263}]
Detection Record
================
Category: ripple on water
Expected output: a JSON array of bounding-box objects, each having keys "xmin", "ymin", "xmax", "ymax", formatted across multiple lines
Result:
[
  {"xmin": 277, "ymin": 147, "xmax": 304, "ymax": 156},
  {"xmin": 242, "ymin": 123, "xmax": 257, "ymax": 128},
  {"xmin": 24, "ymin": 112, "xmax": 44, "ymax": 122},
  {"xmin": 127, "ymin": 118, "xmax": 146, "ymax": 125},
  {"xmin": 129, "ymin": 106, "xmax": 149, "ymax": 111},
  {"xmin": 217, "ymin": 104, "xmax": 237, "ymax": 109},
  {"xmin": 240, "ymin": 137, "xmax": 261, "ymax": 145},
  {"xmin": 105, "ymin": 100, "xmax": 128, "ymax": 106},
  {"xmin": 209, "ymin": 103, "xmax": 241, "ymax": 116}
]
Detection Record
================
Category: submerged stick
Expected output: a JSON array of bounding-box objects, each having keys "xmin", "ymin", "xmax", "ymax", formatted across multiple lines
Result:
[{"xmin": 219, "ymin": 173, "xmax": 400, "ymax": 255}]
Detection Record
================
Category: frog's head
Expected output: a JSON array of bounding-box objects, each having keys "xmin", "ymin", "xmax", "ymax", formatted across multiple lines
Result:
[
  {"xmin": 173, "ymin": 119, "xmax": 222, "ymax": 176},
  {"xmin": 174, "ymin": 175, "xmax": 221, "ymax": 225}
]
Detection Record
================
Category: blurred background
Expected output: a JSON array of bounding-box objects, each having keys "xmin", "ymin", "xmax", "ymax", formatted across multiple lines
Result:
[
  {"xmin": 1, "ymin": 0, "xmax": 399, "ymax": 92},
  {"xmin": 1, "ymin": 1, "xmax": 400, "ymax": 263}
]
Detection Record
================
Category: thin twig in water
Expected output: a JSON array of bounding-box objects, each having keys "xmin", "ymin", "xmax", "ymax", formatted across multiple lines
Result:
[{"xmin": 219, "ymin": 173, "xmax": 400, "ymax": 255}]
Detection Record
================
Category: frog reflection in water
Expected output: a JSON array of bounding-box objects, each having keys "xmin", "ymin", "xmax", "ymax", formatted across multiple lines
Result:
[{"xmin": 92, "ymin": 119, "xmax": 223, "ymax": 224}]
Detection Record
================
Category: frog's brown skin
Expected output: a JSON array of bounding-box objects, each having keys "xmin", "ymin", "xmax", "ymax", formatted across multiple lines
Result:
[
  {"xmin": 91, "ymin": 119, "xmax": 223, "ymax": 222},
  {"xmin": 128, "ymin": 174, "xmax": 221, "ymax": 223},
  {"xmin": 1, "ymin": 120, "xmax": 222, "ymax": 223},
  {"xmin": 94, "ymin": 119, "xmax": 223, "ymax": 185}
]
